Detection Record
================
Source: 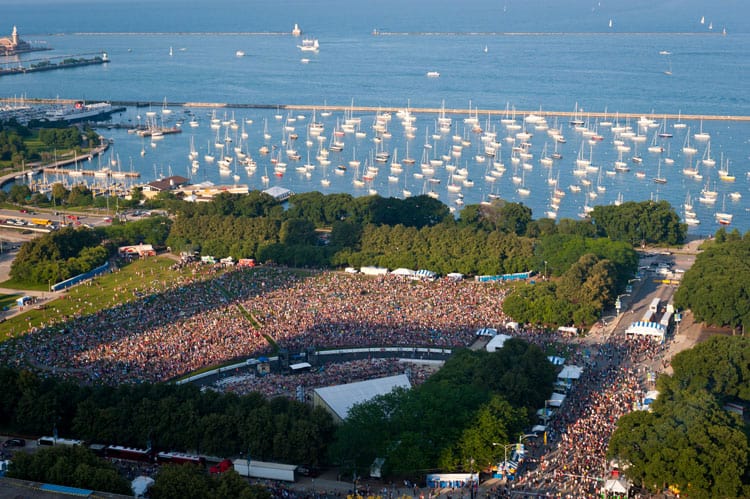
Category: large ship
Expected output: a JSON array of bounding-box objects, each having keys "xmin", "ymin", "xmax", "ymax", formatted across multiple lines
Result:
[{"xmin": 45, "ymin": 101, "xmax": 124, "ymax": 123}]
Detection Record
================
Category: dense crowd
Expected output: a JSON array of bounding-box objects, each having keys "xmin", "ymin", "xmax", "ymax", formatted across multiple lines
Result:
[
  {"xmin": 212, "ymin": 358, "xmax": 435, "ymax": 399},
  {"xmin": 0, "ymin": 266, "xmax": 510, "ymax": 385},
  {"xmin": 0, "ymin": 261, "xmax": 672, "ymax": 497},
  {"xmin": 509, "ymin": 335, "xmax": 661, "ymax": 498}
]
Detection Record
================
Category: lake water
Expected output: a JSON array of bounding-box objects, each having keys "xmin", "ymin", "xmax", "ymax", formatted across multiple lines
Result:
[{"xmin": 3, "ymin": 0, "xmax": 750, "ymax": 234}]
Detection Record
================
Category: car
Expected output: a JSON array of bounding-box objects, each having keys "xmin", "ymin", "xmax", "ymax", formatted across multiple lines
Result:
[
  {"xmin": 2, "ymin": 438, "xmax": 25, "ymax": 448},
  {"xmin": 19, "ymin": 209, "xmax": 27, "ymax": 213}
]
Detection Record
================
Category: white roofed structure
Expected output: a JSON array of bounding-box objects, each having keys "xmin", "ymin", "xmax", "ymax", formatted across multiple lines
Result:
[
  {"xmin": 485, "ymin": 334, "xmax": 513, "ymax": 352},
  {"xmin": 262, "ymin": 185, "xmax": 294, "ymax": 201},
  {"xmin": 313, "ymin": 374, "xmax": 411, "ymax": 423},
  {"xmin": 557, "ymin": 365, "xmax": 583, "ymax": 380},
  {"xmin": 625, "ymin": 321, "xmax": 666, "ymax": 342}
]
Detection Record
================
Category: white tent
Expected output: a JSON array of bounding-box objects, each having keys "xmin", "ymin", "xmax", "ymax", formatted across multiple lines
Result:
[
  {"xmin": 313, "ymin": 374, "xmax": 411, "ymax": 423},
  {"xmin": 391, "ymin": 268, "xmax": 417, "ymax": 277},
  {"xmin": 486, "ymin": 334, "xmax": 512, "ymax": 352},
  {"xmin": 604, "ymin": 478, "xmax": 629, "ymax": 494},
  {"xmin": 625, "ymin": 321, "xmax": 666, "ymax": 342},
  {"xmin": 132, "ymin": 476, "xmax": 155, "ymax": 497},
  {"xmin": 557, "ymin": 365, "xmax": 583, "ymax": 380},
  {"xmin": 547, "ymin": 392, "xmax": 566, "ymax": 407}
]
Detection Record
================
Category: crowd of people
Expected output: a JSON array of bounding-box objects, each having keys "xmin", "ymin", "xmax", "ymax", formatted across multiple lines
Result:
[
  {"xmin": 212, "ymin": 358, "xmax": 435, "ymax": 399},
  {"xmin": 0, "ymin": 265, "xmax": 511, "ymax": 385},
  {"xmin": 0, "ymin": 259, "xmax": 673, "ymax": 497},
  {"xmin": 509, "ymin": 335, "xmax": 662, "ymax": 498}
]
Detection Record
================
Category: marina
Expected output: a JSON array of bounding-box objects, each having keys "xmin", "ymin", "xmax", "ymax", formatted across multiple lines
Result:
[
  {"xmin": 7, "ymin": 99, "xmax": 747, "ymax": 235},
  {"xmin": 2, "ymin": 2, "xmax": 749, "ymax": 235}
]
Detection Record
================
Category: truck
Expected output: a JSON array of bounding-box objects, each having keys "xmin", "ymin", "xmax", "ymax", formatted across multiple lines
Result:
[
  {"xmin": 233, "ymin": 459, "xmax": 298, "ymax": 482},
  {"xmin": 31, "ymin": 218, "xmax": 52, "ymax": 227}
]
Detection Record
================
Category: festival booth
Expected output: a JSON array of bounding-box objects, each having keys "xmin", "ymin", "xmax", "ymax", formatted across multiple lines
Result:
[
  {"xmin": 625, "ymin": 321, "xmax": 666, "ymax": 343},
  {"xmin": 603, "ymin": 477, "xmax": 630, "ymax": 498},
  {"xmin": 547, "ymin": 391, "xmax": 566, "ymax": 408},
  {"xmin": 640, "ymin": 390, "xmax": 660, "ymax": 411},
  {"xmin": 416, "ymin": 269, "xmax": 437, "ymax": 280},
  {"xmin": 547, "ymin": 356, "xmax": 565, "ymax": 366},
  {"xmin": 476, "ymin": 327, "xmax": 498, "ymax": 337},
  {"xmin": 426, "ymin": 472, "xmax": 478, "ymax": 489},
  {"xmin": 391, "ymin": 268, "xmax": 417, "ymax": 278},
  {"xmin": 557, "ymin": 365, "xmax": 583, "ymax": 382}
]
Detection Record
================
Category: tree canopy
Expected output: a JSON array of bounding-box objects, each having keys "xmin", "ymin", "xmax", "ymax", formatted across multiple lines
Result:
[
  {"xmin": 0, "ymin": 368, "xmax": 335, "ymax": 466},
  {"xmin": 7, "ymin": 445, "xmax": 131, "ymax": 495},
  {"xmin": 607, "ymin": 336, "xmax": 750, "ymax": 498},
  {"xmin": 674, "ymin": 231, "xmax": 750, "ymax": 330},
  {"xmin": 329, "ymin": 338, "xmax": 555, "ymax": 479}
]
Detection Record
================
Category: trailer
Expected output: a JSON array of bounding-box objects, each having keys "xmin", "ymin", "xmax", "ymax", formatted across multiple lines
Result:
[{"xmin": 233, "ymin": 459, "xmax": 297, "ymax": 482}]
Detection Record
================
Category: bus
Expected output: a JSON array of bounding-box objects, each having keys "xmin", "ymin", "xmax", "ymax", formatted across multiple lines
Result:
[
  {"xmin": 648, "ymin": 298, "xmax": 661, "ymax": 314},
  {"xmin": 37, "ymin": 436, "xmax": 83, "ymax": 447}
]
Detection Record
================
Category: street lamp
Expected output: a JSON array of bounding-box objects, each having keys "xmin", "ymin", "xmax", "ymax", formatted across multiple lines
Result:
[
  {"xmin": 615, "ymin": 293, "xmax": 630, "ymax": 315},
  {"xmin": 491, "ymin": 442, "xmax": 514, "ymax": 478}
]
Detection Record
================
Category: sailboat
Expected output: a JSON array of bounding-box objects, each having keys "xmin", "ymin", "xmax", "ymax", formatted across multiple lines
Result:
[
  {"xmin": 715, "ymin": 195, "xmax": 733, "ymax": 225},
  {"xmin": 701, "ymin": 141, "xmax": 715, "ymax": 166},
  {"xmin": 517, "ymin": 169, "xmax": 530, "ymax": 197},
  {"xmin": 653, "ymin": 160, "xmax": 667, "ymax": 184},
  {"xmin": 682, "ymin": 129, "xmax": 698, "ymax": 154},
  {"xmin": 719, "ymin": 156, "xmax": 735, "ymax": 182}
]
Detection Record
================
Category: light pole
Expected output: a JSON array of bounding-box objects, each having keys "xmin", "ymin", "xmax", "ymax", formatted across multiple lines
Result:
[
  {"xmin": 615, "ymin": 293, "xmax": 630, "ymax": 316},
  {"xmin": 491, "ymin": 442, "xmax": 514, "ymax": 479}
]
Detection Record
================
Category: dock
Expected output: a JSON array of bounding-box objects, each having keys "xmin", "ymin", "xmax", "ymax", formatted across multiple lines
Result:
[
  {"xmin": 135, "ymin": 127, "xmax": 182, "ymax": 137},
  {"xmin": 41, "ymin": 167, "xmax": 140, "ymax": 178},
  {"xmin": 0, "ymin": 52, "xmax": 109, "ymax": 77},
  {"xmin": 3, "ymin": 98, "xmax": 750, "ymax": 122}
]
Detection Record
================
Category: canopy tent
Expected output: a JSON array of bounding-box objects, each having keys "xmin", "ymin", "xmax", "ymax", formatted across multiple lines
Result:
[
  {"xmin": 557, "ymin": 365, "xmax": 583, "ymax": 380},
  {"xmin": 547, "ymin": 355, "xmax": 565, "ymax": 366},
  {"xmin": 625, "ymin": 321, "xmax": 666, "ymax": 342},
  {"xmin": 547, "ymin": 392, "xmax": 566, "ymax": 407},
  {"xmin": 486, "ymin": 334, "xmax": 513, "ymax": 352},
  {"xmin": 391, "ymin": 268, "xmax": 416, "ymax": 277},
  {"xmin": 531, "ymin": 424, "xmax": 547, "ymax": 434},
  {"xmin": 416, "ymin": 269, "xmax": 437, "ymax": 278},
  {"xmin": 132, "ymin": 476, "xmax": 155, "ymax": 497},
  {"xmin": 603, "ymin": 478, "xmax": 630, "ymax": 494}
]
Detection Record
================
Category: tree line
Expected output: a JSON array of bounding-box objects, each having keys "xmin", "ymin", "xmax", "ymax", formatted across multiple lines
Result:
[
  {"xmin": 0, "ymin": 368, "xmax": 335, "ymax": 467},
  {"xmin": 674, "ymin": 229, "xmax": 750, "ymax": 332},
  {"xmin": 607, "ymin": 335, "xmax": 750, "ymax": 498},
  {"xmin": 11, "ymin": 191, "xmax": 678, "ymax": 326},
  {"xmin": 9, "ymin": 217, "xmax": 172, "ymax": 285}
]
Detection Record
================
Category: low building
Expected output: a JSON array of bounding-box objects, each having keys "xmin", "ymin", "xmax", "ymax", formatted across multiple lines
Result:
[
  {"xmin": 178, "ymin": 181, "xmax": 250, "ymax": 202},
  {"xmin": 141, "ymin": 175, "xmax": 190, "ymax": 199},
  {"xmin": 262, "ymin": 185, "xmax": 294, "ymax": 202}
]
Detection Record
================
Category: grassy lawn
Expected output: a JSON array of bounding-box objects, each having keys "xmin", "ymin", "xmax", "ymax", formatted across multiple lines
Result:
[{"xmin": 0, "ymin": 257, "xmax": 186, "ymax": 341}]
